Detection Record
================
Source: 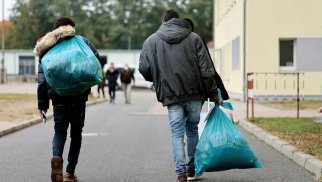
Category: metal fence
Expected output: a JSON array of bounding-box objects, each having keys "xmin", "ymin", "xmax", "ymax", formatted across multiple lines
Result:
[{"xmin": 246, "ymin": 72, "xmax": 305, "ymax": 119}]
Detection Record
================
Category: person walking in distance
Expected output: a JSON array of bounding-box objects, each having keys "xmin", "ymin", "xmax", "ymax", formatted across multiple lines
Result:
[
  {"xmin": 120, "ymin": 64, "xmax": 135, "ymax": 104},
  {"xmin": 96, "ymin": 77, "xmax": 106, "ymax": 98},
  {"xmin": 139, "ymin": 10, "xmax": 221, "ymax": 182},
  {"xmin": 35, "ymin": 17, "xmax": 99, "ymax": 182},
  {"xmin": 106, "ymin": 62, "xmax": 119, "ymax": 103}
]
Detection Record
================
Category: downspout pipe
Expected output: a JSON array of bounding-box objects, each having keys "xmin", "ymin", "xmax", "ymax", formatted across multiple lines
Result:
[
  {"xmin": 1, "ymin": 0, "xmax": 5, "ymax": 84},
  {"xmin": 243, "ymin": 0, "xmax": 247, "ymax": 102}
]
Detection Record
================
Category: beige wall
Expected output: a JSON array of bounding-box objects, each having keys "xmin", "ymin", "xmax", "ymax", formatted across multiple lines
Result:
[
  {"xmin": 215, "ymin": 0, "xmax": 322, "ymax": 99},
  {"xmin": 247, "ymin": 0, "xmax": 322, "ymax": 72},
  {"xmin": 215, "ymin": 0, "xmax": 244, "ymax": 97},
  {"xmin": 247, "ymin": 0, "xmax": 322, "ymax": 97}
]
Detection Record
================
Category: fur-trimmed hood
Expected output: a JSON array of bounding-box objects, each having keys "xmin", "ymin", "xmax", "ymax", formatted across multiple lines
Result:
[{"xmin": 34, "ymin": 25, "xmax": 75, "ymax": 57}]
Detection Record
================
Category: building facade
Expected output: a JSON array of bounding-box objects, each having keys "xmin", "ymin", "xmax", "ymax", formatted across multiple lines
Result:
[
  {"xmin": 2, "ymin": 49, "xmax": 142, "ymax": 75},
  {"xmin": 214, "ymin": 0, "xmax": 322, "ymax": 100}
]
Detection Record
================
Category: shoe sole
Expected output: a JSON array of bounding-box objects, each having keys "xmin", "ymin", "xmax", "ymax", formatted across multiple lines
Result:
[
  {"xmin": 63, "ymin": 178, "xmax": 77, "ymax": 182},
  {"xmin": 51, "ymin": 157, "xmax": 63, "ymax": 182},
  {"xmin": 64, "ymin": 176, "xmax": 78, "ymax": 182},
  {"xmin": 187, "ymin": 176, "xmax": 199, "ymax": 181}
]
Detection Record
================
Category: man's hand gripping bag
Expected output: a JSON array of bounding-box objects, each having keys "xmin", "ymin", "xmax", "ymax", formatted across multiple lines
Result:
[{"xmin": 195, "ymin": 99, "xmax": 262, "ymax": 176}]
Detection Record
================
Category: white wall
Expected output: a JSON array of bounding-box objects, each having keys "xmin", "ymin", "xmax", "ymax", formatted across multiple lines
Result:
[
  {"xmin": 2, "ymin": 49, "xmax": 142, "ymax": 75},
  {"xmin": 98, "ymin": 49, "xmax": 141, "ymax": 66},
  {"xmin": 3, "ymin": 50, "xmax": 35, "ymax": 74}
]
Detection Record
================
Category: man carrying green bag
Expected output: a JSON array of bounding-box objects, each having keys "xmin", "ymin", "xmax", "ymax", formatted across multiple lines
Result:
[
  {"xmin": 35, "ymin": 17, "xmax": 102, "ymax": 182},
  {"xmin": 195, "ymin": 90, "xmax": 262, "ymax": 176}
]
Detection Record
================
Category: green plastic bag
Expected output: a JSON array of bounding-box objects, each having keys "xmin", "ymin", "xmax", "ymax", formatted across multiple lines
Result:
[
  {"xmin": 41, "ymin": 35, "xmax": 102, "ymax": 96},
  {"xmin": 195, "ymin": 92, "xmax": 262, "ymax": 176}
]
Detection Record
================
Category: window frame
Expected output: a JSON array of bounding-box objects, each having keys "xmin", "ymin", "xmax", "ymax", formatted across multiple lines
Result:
[
  {"xmin": 18, "ymin": 56, "xmax": 36, "ymax": 75},
  {"xmin": 279, "ymin": 38, "xmax": 296, "ymax": 72}
]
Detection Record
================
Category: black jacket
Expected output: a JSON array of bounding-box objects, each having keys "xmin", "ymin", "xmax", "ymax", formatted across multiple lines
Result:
[
  {"xmin": 120, "ymin": 69, "xmax": 135, "ymax": 84},
  {"xmin": 35, "ymin": 25, "xmax": 99, "ymax": 110},
  {"xmin": 202, "ymin": 39, "xmax": 229, "ymax": 100},
  {"xmin": 106, "ymin": 69, "xmax": 119, "ymax": 87},
  {"xmin": 139, "ymin": 18, "xmax": 218, "ymax": 106}
]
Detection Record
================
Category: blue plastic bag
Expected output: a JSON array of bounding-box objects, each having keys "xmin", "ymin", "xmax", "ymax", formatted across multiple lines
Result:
[
  {"xmin": 41, "ymin": 35, "xmax": 102, "ymax": 96},
  {"xmin": 195, "ymin": 94, "xmax": 262, "ymax": 175}
]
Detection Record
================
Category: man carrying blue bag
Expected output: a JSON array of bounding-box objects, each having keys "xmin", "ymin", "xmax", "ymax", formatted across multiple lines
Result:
[
  {"xmin": 34, "ymin": 17, "xmax": 102, "ymax": 182},
  {"xmin": 139, "ymin": 10, "xmax": 221, "ymax": 182}
]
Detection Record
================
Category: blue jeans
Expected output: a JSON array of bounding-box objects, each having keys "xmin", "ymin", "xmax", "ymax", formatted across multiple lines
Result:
[
  {"xmin": 122, "ymin": 83, "xmax": 132, "ymax": 103},
  {"xmin": 167, "ymin": 100, "xmax": 202, "ymax": 175},
  {"xmin": 52, "ymin": 102, "xmax": 86, "ymax": 174}
]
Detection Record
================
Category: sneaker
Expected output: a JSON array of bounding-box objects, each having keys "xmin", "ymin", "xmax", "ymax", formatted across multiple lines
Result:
[
  {"xmin": 63, "ymin": 173, "xmax": 78, "ymax": 182},
  {"xmin": 187, "ymin": 167, "xmax": 199, "ymax": 181},
  {"xmin": 51, "ymin": 156, "xmax": 63, "ymax": 182},
  {"xmin": 177, "ymin": 173, "xmax": 187, "ymax": 182}
]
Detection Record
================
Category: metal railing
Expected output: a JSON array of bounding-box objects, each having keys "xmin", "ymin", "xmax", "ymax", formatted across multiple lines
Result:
[{"xmin": 246, "ymin": 72, "xmax": 304, "ymax": 119}]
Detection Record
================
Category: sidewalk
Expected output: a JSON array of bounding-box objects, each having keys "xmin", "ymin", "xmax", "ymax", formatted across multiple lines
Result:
[
  {"xmin": 0, "ymin": 83, "xmax": 106, "ymax": 137},
  {"xmin": 0, "ymin": 82, "xmax": 103, "ymax": 97},
  {"xmin": 229, "ymin": 100, "xmax": 321, "ymax": 120},
  {"xmin": 0, "ymin": 82, "xmax": 38, "ymax": 94}
]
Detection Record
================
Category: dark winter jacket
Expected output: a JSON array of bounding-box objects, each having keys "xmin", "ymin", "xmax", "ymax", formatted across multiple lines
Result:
[
  {"xmin": 120, "ymin": 69, "xmax": 135, "ymax": 84},
  {"xmin": 139, "ymin": 18, "xmax": 218, "ymax": 106},
  {"xmin": 34, "ymin": 25, "xmax": 99, "ymax": 110},
  {"xmin": 201, "ymin": 39, "xmax": 229, "ymax": 100},
  {"xmin": 106, "ymin": 69, "xmax": 119, "ymax": 87}
]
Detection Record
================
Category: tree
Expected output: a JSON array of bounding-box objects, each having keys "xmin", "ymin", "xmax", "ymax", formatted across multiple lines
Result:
[
  {"xmin": 6, "ymin": 0, "xmax": 49, "ymax": 49},
  {"xmin": 6, "ymin": 0, "xmax": 213, "ymax": 49},
  {"xmin": 1, "ymin": 20, "xmax": 12, "ymax": 49},
  {"xmin": 7, "ymin": 0, "xmax": 88, "ymax": 49}
]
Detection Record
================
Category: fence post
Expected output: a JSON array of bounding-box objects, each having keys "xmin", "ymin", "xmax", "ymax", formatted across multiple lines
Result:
[
  {"xmin": 246, "ymin": 73, "xmax": 254, "ymax": 119},
  {"xmin": 297, "ymin": 73, "xmax": 300, "ymax": 118},
  {"xmin": 251, "ymin": 98, "xmax": 254, "ymax": 119},
  {"xmin": 246, "ymin": 75, "xmax": 249, "ymax": 119}
]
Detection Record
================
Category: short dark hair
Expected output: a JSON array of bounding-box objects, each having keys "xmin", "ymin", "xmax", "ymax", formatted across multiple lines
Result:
[
  {"xmin": 183, "ymin": 18, "xmax": 194, "ymax": 32},
  {"xmin": 54, "ymin": 17, "xmax": 75, "ymax": 29},
  {"xmin": 162, "ymin": 10, "xmax": 179, "ymax": 22}
]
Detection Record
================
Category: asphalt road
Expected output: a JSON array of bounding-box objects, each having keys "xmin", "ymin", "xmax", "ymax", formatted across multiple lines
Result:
[{"xmin": 0, "ymin": 90, "xmax": 316, "ymax": 182}]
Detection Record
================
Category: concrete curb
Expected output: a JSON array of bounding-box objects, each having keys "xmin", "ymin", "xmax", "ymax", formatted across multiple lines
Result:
[
  {"xmin": 0, "ymin": 99, "xmax": 107, "ymax": 138},
  {"xmin": 240, "ymin": 120, "xmax": 322, "ymax": 181}
]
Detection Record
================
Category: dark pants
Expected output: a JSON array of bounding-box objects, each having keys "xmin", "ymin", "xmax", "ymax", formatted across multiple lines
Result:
[
  {"xmin": 108, "ymin": 85, "xmax": 116, "ymax": 101},
  {"xmin": 97, "ymin": 83, "xmax": 105, "ymax": 98},
  {"xmin": 52, "ymin": 102, "xmax": 86, "ymax": 174}
]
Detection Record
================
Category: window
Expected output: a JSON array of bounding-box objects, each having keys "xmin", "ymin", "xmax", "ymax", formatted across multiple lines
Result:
[
  {"xmin": 232, "ymin": 37, "xmax": 240, "ymax": 70},
  {"xmin": 279, "ymin": 39, "xmax": 294, "ymax": 67},
  {"xmin": 19, "ymin": 56, "xmax": 35, "ymax": 75}
]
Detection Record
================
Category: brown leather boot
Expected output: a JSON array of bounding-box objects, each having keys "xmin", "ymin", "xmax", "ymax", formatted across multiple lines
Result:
[
  {"xmin": 51, "ymin": 156, "xmax": 63, "ymax": 182},
  {"xmin": 63, "ymin": 173, "xmax": 78, "ymax": 182}
]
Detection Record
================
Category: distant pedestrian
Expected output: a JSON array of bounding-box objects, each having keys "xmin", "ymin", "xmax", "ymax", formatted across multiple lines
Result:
[
  {"xmin": 97, "ymin": 77, "xmax": 106, "ymax": 98},
  {"xmin": 120, "ymin": 64, "xmax": 135, "ymax": 104},
  {"xmin": 139, "ymin": 10, "xmax": 221, "ymax": 182},
  {"xmin": 35, "ymin": 17, "xmax": 99, "ymax": 182},
  {"xmin": 106, "ymin": 63, "xmax": 119, "ymax": 103}
]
